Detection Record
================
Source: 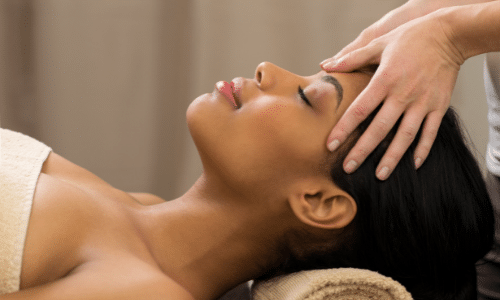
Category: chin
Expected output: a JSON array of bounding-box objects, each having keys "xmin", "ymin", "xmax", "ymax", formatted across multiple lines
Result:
[
  {"xmin": 186, "ymin": 95, "xmax": 207, "ymax": 155},
  {"xmin": 186, "ymin": 93, "xmax": 223, "ymax": 165},
  {"xmin": 186, "ymin": 93, "xmax": 209, "ymax": 127},
  {"xmin": 186, "ymin": 93, "xmax": 217, "ymax": 140},
  {"xmin": 186, "ymin": 93, "xmax": 247, "ymax": 188}
]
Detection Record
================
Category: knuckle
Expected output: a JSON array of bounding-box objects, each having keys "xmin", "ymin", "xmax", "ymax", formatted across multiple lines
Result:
[
  {"xmin": 426, "ymin": 124, "xmax": 440, "ymax": 137},
  {"xmin": 417, "ymin": 143, "xmax": 432, "ymax": 155},
  {"xmin": 356, "ymin": 146, "xmax": 371, "ymax": 158},
  {"xmin": 384, "ymin": 151, "xmax": 403, "ymax": 166},
  {"xmin": 423, "ymin": 129, "xmax": 438, "ymax": 145},
  {"xmin": 394, "ymin": 96, "xmax": 410, "ymax": 106},
  {"xmin": 372, "ymin": 72, "xmax": 392, "ymax": 90},
  {"xmin": 373, "ymin": 118, "xmax": 391, "ymax": 134},
  {"xmin": 401, "ymin": 125, "xmax": 418, "ymax": 140},
  {"xmin": 333, "ymin": 121, "xmax": 351, "ymax": 136},
  {"xmin": 359, "ymin": 27, "xmax": 373, "ymax": 40},
  {"xmin": 352, "ymin": 105, "xmax": 370, "ymax": 120},
  {"xmin": 369, "ymin": 35, "xmax": 384, "ymax": 47},
  {"xmin": 417, "ymin": 133, "xmax": 438, "ymax": 154}
]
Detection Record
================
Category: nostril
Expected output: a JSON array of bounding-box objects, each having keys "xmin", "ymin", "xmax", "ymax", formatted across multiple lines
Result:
[{"xmin": 255, "ymin": 62, "xmax": 268, "ymax": 84}]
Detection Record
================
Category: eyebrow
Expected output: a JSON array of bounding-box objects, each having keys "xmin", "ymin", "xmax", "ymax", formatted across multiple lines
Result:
[{"xmin": 321, "ymin": 75, "xmax": 343, "ymax": 107}]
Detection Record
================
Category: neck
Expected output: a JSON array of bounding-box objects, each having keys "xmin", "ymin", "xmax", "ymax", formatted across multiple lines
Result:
[{"xmin": 130, "ymin": 174, "xmax": 288, "ymax": 300}]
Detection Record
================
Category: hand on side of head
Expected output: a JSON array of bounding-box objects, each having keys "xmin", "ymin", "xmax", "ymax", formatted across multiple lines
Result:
[{"xmin": 320, "ymin": 9, "xmax": 464, "ymax": 180}]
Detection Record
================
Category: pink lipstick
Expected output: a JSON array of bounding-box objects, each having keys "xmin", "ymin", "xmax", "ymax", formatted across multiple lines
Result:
[{"xmin": 216, "ymin": 81, "xmax": 238, "ymax": 108}]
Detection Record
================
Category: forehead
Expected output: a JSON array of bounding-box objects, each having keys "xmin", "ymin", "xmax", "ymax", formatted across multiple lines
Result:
[
  {"xmin": 310, "ymin": 70, "xmax": 372, "ymax": 121},
  {"xmin": 323, "ymin": 70, "xmax": 371, "ymax": 87},
  {"xmin": 312, "ymin": 70, "xmax": 372, "ymax": 103}
]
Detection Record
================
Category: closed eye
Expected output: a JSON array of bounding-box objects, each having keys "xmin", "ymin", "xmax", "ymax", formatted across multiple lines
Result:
[{"xmin": 298, "ymin": 86, "xmax": 312, "ymax": 107}]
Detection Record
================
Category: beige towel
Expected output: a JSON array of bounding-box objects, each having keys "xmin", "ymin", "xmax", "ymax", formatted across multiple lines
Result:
[
  {"xmin": 0, "ymin": 128, "xmax": 52, "ymax": 294},
  {"xmin": 252, "ymin": 268, "xmax": 413, "ymax": 300}
]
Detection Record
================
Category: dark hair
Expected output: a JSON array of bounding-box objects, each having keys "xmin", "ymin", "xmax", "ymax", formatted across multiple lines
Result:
[{"xmin": 264, "ymin": 107, "xmax": 495, "ymax": 300}]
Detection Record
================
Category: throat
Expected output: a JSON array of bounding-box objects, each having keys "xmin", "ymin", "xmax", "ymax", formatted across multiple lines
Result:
[{"xmin": 130, "ymin": 194, "xmax": 285, "ymax": 300}]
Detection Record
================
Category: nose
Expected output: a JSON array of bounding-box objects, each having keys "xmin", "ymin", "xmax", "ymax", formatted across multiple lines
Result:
[{"xmin": 254, "ymin": 61, "xmax": 274, "ymax": 88}]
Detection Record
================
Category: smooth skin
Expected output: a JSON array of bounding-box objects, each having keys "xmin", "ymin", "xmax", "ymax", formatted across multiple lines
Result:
[
  {"xmin": 1, "ymin": 62, "xmax": 371, "ymax": 300},
  {"xmin": 321, "ymin": 0, "xmax": 500, "ymax": 180}
]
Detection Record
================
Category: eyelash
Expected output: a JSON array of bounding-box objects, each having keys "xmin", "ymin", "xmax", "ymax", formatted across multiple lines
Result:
[{"xmin": 298, "ymin": 86, "xmax": 312, "ymax": 107}]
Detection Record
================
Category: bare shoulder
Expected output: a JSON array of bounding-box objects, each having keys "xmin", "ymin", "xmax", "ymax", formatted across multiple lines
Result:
[{"xmin": 128, "ymin": 192, "xmax": 167, "ymax": 205}]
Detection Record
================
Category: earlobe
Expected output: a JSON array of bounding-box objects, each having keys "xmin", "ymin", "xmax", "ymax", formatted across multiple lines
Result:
[{"xmin": 289, "ymin": 188, "xmax": 357, "ymax": 230}]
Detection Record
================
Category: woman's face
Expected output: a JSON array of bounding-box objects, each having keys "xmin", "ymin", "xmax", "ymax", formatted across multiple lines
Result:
[{"xmin": 186, "ymin": 62, "xmax": 371, "ymax": 203}]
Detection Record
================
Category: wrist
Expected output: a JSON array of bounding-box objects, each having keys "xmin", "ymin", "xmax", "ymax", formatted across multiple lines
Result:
[
  {"xmin": 436, "ymin": 1, "xmax": 500, "ymax": 61},
  {"xmin": 420, "ymin": 7, "xmax": 467, "ymax": 66}
]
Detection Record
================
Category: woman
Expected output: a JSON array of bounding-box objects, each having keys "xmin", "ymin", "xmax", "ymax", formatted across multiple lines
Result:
[{"xmin": 0, "ymin": 62, "xmax": 494, "ymax": 300}]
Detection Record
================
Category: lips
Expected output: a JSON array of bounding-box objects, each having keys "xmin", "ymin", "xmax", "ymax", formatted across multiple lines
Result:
[
  {"xmin": 231, "ymin": 78, "xmax": 243, "ymax": 107},
  {"xmin": 216, "ymin": 81, "xmax": 238, "ymax": 108}
]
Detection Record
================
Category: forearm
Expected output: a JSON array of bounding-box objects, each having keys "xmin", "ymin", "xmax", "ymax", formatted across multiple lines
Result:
[
  {"xmin": 438, "ymin": 1, "xmax": 500, "ymax": 60},
  {"xmin": 441, "ymin": 0, "xmax": 497, "ymax": 6},
  {"xmin": 412, "ymin": 0, "xmax": 497, "ymax": 18}
]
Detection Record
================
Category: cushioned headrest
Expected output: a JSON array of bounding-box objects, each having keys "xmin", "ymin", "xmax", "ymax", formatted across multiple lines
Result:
[{"xmin": 251, "ymin": 268, "xmax": 413, "ymax": 300}]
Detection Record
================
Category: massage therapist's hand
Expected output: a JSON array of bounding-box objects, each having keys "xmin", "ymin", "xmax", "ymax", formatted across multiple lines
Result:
[
  {"xmin": 324, "ymin": 0, "xmax": 444, "ymax": 65},
  {"xmin": 322, "ymin": 11, "xmax": 465, "ymax": 180}
]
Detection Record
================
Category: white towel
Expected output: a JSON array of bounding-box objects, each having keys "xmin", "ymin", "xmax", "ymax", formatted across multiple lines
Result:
[
  {"xmin": 252, "ymin": 268, "xmax": 413, "ymax": 300},
  {"xmin": 0, "ymin": 128, "xmax": 52, "ymax": 294}
]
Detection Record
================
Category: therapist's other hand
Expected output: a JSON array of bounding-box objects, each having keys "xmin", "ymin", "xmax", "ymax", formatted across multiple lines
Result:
[
  {"xmin": 322, "ymin": 11, "xmax": 464, "ymax": 180},
  {"xmin": 322, "ymin": 0, "xmax": 440, "ymax": 66}
]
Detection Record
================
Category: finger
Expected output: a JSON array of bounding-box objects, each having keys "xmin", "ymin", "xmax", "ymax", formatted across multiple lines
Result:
[
  {"xmin": 412, "ymin": 110, "xmax": 444, "ymax": 169},
  {"xmin": 334, "ymin": 27, "xmax": 380, "ymax": 60},
  {"xmin": 322, "ymin": 42, "xmax": 382, "ymax": 72},
  {"xmin": 332, "ymin": 38, "xmax": 366, "ymax": 61},
  {"xmin": 341, "ymin": 99, "xmax": 406, "ymax": 174},
  {"xmin": 320, "ymin": 37, "xmax": 364, "ymax": 67},
  {"xmin": 327, "ymin": 73, "xmax": 389, "ymax": 152},
  {"xmin": 374, "ymin": 107, "xmax": 427, "ymax": 180}
]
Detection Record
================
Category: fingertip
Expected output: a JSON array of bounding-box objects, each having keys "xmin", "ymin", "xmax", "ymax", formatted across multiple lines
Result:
[
  {"xmin": 344, "ymin": 160, "xmax": 358, "ymax": 174},
  {"xmin": 320, "ymin": 58, "xmax": 332, "ymax": 66},
  {"xmin": 376, "ymin": 166, "xmax": 390, "ymax": 181},
  {"xmin": 414, "ymin": 157, "xmax": 422, "ymax": 169},
  {"xmin": 327, "ymin": 139, "xmax": 339, "ymax": 152},
  {"xmin": 321, "ymin": 60, "xmax": 339, "ymax": 71}
]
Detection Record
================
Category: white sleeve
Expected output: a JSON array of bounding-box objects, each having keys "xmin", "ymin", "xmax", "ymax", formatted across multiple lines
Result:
[{"xmin": 485, "ymin": 52, "xmax": 500, "ymax": 176}]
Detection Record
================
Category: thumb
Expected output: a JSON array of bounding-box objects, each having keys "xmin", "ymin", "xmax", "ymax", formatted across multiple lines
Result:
[{"xmin": 322, "ymin": 43, "xmax": 381, "ymax": 72}]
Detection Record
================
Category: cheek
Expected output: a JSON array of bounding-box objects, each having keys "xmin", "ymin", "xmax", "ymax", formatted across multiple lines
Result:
[
  {"xmin": 253, "ymin": 103, "xmax": 288, "ymax": 136},
  {"xmin": 240, "ymin": 101, "xmax": 321, "ymax": 166},
  {"xmin": 246, "ymin": 101, "xmax": 296, "ymax": 143},
  {"xmin": 259, "ymin": 103, "xmax": 286, "ymax": 120}
]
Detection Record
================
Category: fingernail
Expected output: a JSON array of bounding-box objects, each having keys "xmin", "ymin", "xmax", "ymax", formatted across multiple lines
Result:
[
  {"xmin": 377, "ymin": 166, "xmax": 389, "ymax": 180},
  {"xmin": 414, "ymin": 157, "xmax": 422, "ymax": 169},
  {"xmin": 345, "ymin": 160, "xmax": 358, "ymax": 173},
  {"xmin": 320, "ymin": 58, "xmax": 331, "ymax": 65},
  {"xmin": 327, "ymin": 139, "xmax": 339, "ymax": 152},
  {"xmin": 323, "ymin": 60, "xmax": 337, "ymax": 69}
]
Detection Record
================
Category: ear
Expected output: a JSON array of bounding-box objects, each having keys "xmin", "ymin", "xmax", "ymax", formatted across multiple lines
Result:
[{"xmin": 288, "ymin": 180, "xmax": 357, "ymax": 230}]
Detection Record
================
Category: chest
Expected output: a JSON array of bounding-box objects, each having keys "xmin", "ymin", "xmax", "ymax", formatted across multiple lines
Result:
[{"xmin": 19, "ymin": 171, "xmax": 142, "ymax": 289}]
